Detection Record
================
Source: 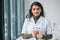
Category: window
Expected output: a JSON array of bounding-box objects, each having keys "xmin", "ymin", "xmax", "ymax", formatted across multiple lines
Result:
[{"xmin": 4, "ymin": 0, "xmax": 25, "ymax": 40}]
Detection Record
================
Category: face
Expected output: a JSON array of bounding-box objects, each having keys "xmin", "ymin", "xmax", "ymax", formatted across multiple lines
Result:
[{"xmin": 32, "ymin": 5, "xmax": 42, "ymax": 17}]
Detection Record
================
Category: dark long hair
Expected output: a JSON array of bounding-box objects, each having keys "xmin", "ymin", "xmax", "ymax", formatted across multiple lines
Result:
[{"xmin": 26, "ymin": 1, "xmax": 45, "ymax": 18}]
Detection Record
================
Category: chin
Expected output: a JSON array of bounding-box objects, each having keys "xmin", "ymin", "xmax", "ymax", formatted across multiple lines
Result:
[{"xmin": 35, "ymin": 15, "xmax": 39, "ymax": 17}]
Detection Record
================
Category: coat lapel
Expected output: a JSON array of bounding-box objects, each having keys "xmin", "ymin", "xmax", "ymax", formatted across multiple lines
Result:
[{"xmin": 30, "ymin": 16, "xmax": 43, "ymax": 25}]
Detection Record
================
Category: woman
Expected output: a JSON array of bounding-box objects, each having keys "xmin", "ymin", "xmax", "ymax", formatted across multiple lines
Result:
[{"xmin": 21, "ymin": 1, "xmax": 53, "ymax": 40}]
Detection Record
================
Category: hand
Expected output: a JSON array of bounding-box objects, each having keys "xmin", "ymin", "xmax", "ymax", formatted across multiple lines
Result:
[
  {"xmin": 32, "ymin": 30, "xmax": 37, "ymax": 37},
  {"xmin": 36, "ymin": 32, "xmax": 43, "ymax": 39}
]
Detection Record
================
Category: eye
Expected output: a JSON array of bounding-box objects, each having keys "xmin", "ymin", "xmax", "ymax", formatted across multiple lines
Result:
[
  {"xmin": 37, "ymin": 8, "xmax": 40, "ymax": 10},
  {"xmin": 32, "ymin": 8, "xmax": 35, "ymax": 10}
]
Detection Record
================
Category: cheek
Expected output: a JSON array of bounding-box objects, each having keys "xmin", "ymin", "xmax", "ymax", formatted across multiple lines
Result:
[
  {"xmin": 39, "ymin": 10, "xmax": 42, "ymax": 13},
  {"xmin": 32, "ymin": 10, "xmax": 35, "ymax": 14},
  {"xmin": 31, "ymin": 10, "xmax": 42, "ymax": 16},
  {"xmin": 38, "ymin": 10, "xmax": 42, "ymax": 15}
]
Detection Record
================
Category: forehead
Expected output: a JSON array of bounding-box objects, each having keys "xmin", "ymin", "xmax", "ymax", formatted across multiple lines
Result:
[{"xmin": 32, "ymin": 5, "xmax": 40, "ymax": 8}]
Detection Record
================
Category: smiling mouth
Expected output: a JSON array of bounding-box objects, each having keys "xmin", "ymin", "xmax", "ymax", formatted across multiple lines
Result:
[{"xmin": 35, "ymin": 13, "xmax": 39, "ymax": 14}]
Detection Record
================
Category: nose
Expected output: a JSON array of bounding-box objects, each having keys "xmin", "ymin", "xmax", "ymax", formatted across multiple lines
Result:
[{"xmin": 35, "ymin": 10, "xmax": 38, "ymax": 13}]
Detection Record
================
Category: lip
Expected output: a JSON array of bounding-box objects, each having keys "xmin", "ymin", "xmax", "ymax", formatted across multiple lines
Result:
[{"xmin": 35, "ymin": 13, "xmax": 38, "ymax": 14}]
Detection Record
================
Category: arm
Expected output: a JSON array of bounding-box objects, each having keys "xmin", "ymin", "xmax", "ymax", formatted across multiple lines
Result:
[
  {"xmin": 21, "ymin": 30, "xmax": 39, "ymax": 39},
  {"xmin": 21, "ymin": 34, "xmax": 32, "ymax": 39},
  {"xmin": 21, "ymin": 18, "xmax": 32, "ymax": 39},
  {"xmin": 42, "ymin": 20, "xmax": 53, "ymax": 39},
  {"xmin": 36, "ymin": 32, "xmax": 53, "ymax": 39},
  {"xmin": 42, "ymin": 34, "xmax": 53, "ymax": 39},
  {"xmin": 21, "ymin": 18, "xmax": 39, "ymax": 39}
]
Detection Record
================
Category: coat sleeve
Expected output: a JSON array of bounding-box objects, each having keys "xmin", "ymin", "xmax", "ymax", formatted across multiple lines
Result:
[
  {"xmin": 46, "ymin": 20, "xmax": 52, "ymax": 35},
  {"xmin": 41, "ymin": 19, "xmax": 53, "ymax": 39},
  {"xmin": 21, "ymin": 18, "xmax": 29, "ymax": 34}
]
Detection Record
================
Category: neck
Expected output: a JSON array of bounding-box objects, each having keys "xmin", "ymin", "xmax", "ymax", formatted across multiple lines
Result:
[{"xmin": 33, "ymin": 15, "xmax": 40, "ymax": 23}]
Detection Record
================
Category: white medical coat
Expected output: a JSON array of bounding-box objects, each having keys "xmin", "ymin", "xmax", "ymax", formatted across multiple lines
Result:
[{"xmin": 21, "ymin": 16, "xmax": 52, "ymax": 40}]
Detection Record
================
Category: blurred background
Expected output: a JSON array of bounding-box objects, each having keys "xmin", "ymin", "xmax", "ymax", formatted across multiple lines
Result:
[{"xmin": 3, "ymin": 0, "xmax": 60, "ymax": 40}]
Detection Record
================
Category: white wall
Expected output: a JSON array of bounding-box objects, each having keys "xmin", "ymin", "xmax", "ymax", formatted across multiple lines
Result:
[{"xmin": 25, "ymin": 0, "xmax": 60, "ymax": 25}]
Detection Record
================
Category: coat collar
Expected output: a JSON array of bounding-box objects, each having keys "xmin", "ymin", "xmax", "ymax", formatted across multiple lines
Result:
[{"xmin": 30, "ymin": 16, "xmax": 43, "ymax": 24}]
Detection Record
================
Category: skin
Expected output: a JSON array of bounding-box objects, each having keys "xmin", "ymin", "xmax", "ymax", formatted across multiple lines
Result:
[
  {"xmin": 32, "ymin": 30, "xmax": 43, "ymax": 39},
  {"xmin": 31, "ymin": 5, "xmax": 43, "ymax": 38},
  {"xmin": 32, "ymin": 5, "xmax": 42, "ymax": 17}
]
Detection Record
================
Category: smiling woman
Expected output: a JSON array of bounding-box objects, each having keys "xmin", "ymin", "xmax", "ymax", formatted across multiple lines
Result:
[{"xmin": 21, "ymin": 1, "xmax": 53, "ymax": 40}]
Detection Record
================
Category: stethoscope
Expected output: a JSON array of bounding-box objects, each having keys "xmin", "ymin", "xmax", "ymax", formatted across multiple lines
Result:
[{"xmin": 33, "ymin": 27, "xmax": 40, "ymax": 40}]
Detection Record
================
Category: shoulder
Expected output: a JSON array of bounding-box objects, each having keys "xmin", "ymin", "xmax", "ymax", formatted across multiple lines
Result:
[
  {"xmin": 24, "ymin": 17, "xmax": 31, "ymax": 22},
  {"xmin": 41, "ymin": 16, "xmax": 48, "ymax": 21},
  {"xmin": 41, "ymin": 16, "xmax": 51, "ymax": 23}
]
